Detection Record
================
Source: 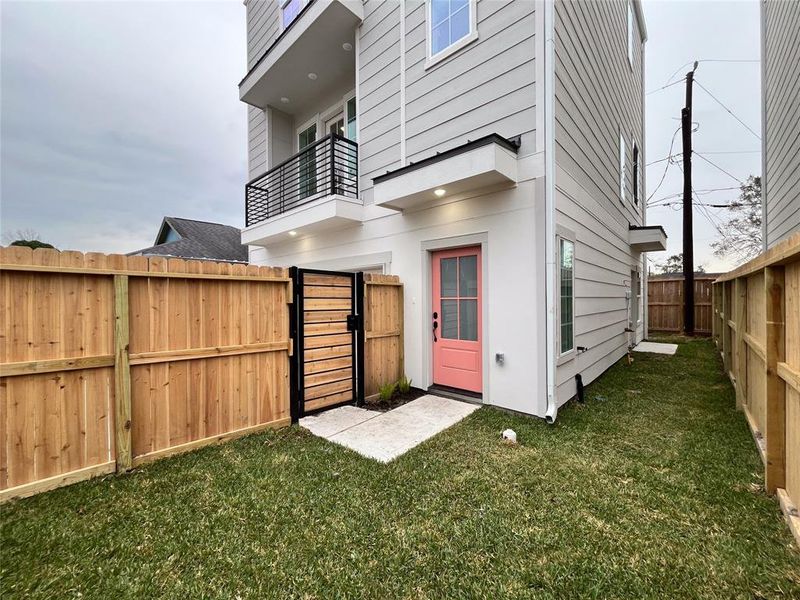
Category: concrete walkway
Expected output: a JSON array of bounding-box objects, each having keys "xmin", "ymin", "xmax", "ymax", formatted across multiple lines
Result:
[
  {"xmin": 633, "ymin": 341, "xmax": 678, "ymax": 355},
  {"xmin": 300, "ymin": 395, "xmax": 480, "ymax": 462}
]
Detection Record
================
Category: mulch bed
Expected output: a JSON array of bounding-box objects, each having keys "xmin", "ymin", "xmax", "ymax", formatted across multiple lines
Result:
[{"xmin": 364, "ymin": 387, "xmax": 427, "ymax": 412}]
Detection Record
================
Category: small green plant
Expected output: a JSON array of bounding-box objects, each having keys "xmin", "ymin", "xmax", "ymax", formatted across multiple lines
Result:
[
  {"xmin": 378, "ymin": 381, "xmax": 397, "ymax": 402},
  {"xmin": 397, "ymin": 375, "xmax": 412, "ymax": 394}
]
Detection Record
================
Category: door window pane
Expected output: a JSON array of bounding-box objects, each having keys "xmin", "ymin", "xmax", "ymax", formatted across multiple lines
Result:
[
  {"xmin": 440, "ymin": 257, "xmax": 458, "ymax": 297},
  {"xmin": 459, "ymin": 299, "xmax": 478, "ymax": 341},
  {"xmin": 458, "ymin": 255, "xmax": 478, "ymax": 297},
  {"xmin": 441, "ymin": 299, "xmax": 458, "ymax": 339}
]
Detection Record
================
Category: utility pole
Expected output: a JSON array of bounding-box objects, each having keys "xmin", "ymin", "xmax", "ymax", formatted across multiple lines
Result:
[{"xmin": 682, "ymin": 62, "xmax": 698, "ymax": 335}]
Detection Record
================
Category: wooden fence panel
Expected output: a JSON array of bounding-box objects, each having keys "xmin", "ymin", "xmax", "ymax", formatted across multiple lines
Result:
[
  {"xmin": 363, "ymin": 274, "xmax": 404, "ymax": 399},
  {"xmin": 783, "ymin": 262, "xmax": 800, "ymax": 504},
  {"xmin": 713, "ymin": 232, "xmax": 800, "ymax": 543},
  {"xmin": 647, "ymin": 276, "xmax": 715, "ymax": 334},
  {"xmin": 0, "ymin": 247, "xmax": 291, "ymax": 500}
]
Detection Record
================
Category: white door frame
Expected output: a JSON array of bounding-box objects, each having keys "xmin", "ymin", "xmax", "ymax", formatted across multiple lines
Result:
[{"xmin": 420, "ymin": 232, "xmax": 489, "ymax": 403}]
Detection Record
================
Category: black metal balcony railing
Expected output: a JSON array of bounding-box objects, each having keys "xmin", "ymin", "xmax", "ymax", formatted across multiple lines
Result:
[{"xmin": 245, "ymin": 134, "xmax": 358, "ymax": 227}]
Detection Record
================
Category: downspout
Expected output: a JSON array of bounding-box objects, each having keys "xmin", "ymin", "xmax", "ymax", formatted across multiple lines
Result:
[{"xmin": 543, "ymin": 0, "xmax": 558, "ymax": 424}]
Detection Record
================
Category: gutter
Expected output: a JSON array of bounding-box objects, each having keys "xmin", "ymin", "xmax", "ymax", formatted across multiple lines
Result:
[{"xmin": 543, "ymin": 0, "xmax": 557, "ymax": 424}]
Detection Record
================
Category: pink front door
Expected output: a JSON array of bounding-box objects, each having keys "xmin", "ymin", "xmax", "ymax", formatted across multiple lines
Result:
[{"xmin": 431, "ymin": 246, "xmax": 482, "ymax": 393}]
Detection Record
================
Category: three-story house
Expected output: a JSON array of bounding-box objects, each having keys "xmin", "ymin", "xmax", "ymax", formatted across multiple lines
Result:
[{"xmin": 238, "ymin": 0, "xmax": 664, "ymax": 420}]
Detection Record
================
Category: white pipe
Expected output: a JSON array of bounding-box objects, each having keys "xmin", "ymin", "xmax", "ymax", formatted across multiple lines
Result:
[{"xmin": 543, "ymin": 0, "xmax": 557, "ymax": 425}]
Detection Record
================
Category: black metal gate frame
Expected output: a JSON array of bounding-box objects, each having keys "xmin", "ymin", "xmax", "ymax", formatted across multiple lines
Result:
[{"xmin": 289, "ymin": 267, "xmax": 365, "ymax": 422}]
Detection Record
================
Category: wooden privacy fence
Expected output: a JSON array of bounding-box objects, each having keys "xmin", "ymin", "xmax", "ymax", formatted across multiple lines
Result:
[
  {"xmin": 0, "ymin": 248, "xmax": 407, "ymax": 501},
  {"xmin": 0, "ymin": 247, "xmax": 292, "ymax": 501},
  {"xmin": 648, "ymin": 275, "xmax": 716, "ymax": 334},
  {"xmin": 363, "ymin": 274, "xmax": 404, "ymax": 399},
  {"xmin": 712, "ymin": 232, "xmax": 800, "ymax": 541}
]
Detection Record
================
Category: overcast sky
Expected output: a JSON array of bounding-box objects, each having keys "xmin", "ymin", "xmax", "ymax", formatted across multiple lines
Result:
[{"xmin": 1, "ymin": 0, "xmax": 762, "ymax": 266}]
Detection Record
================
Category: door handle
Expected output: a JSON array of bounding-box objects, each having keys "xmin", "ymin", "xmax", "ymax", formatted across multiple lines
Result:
[{"xmin": 432, "ymin": 311, "xmax": 439, "ymax": 342}]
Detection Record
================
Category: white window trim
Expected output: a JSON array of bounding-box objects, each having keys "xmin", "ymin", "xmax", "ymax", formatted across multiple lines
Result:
[
  {"xmin": 633, "ymin": 140, "xmax": 640, "ymax": 206},
  {"xmin": 619, "ymin": 131, "xmax": 626, "ymax": 204},
  {"xmin": 295, "ymin": 116, "xmax": 318, "ymax": 153},
  {"xmin": 295, "ymin": 89, "xmax": 356, "ymax": 152},
  {"xmin": 626, "ymin": 0, "xmax": 634, "ymax": 68},
  {"xmin": 556, "ymin": 228, "xmax": 576, "ymax": 363},
  {"xmin": 424, "ymin": 0, "xmax": 479, "ymax": 70}
]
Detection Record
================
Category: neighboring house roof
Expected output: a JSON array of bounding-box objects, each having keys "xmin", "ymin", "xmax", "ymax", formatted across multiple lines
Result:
[{"xmin": 129, "ymin": 217, "xmax": 248, "ymax": 263}]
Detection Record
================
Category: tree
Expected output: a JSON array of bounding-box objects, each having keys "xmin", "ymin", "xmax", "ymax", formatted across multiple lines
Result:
[
  {"xmin": 711, "ymin": 175, "xmax": 762, "ymax": 263},
  {"xmin": 656, "ymin": 253, "xmax": 705, "ymax": 275},
  {"xmin": 10, "ymin": 239, "xmax": 56, "ymax": 250},
  {"xmin": 1, "ymin": 229, "xmax": 56, "ymax": 250}
]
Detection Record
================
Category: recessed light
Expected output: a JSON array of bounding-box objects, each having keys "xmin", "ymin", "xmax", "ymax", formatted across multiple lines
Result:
[
  {"xmin": 288, "ymin": 230, "xmax": 298, "ymax": 236},
  {"xmin": 307, "ymin": 72, "xmax": 318, "ymax": 80},
  {"xmin": 342, "ymin": 42, "xmax": 352, "ymax": 51},
  {"xmin": 434, "ymin": 188, "xmax": 446, "ymax": 197},
  {"xmin": 280, "ymin": 97, "xmax": 290, "ymax": 104}
]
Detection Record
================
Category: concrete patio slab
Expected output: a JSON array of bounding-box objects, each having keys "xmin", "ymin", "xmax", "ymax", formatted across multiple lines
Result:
[
  {"xmin": 633, "ymin": 341, "xmax": 678, "ymax": 355},
  {"xmin": 300, "ymin": 405, "xmax": 381, "ymax": 438},
  {"xmin": 299, "ymin": 395, "xmax": 480, "ymax": 463}
]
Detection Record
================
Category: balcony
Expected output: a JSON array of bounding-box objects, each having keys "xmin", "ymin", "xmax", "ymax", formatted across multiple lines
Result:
[
  {"xmin": 243, "ymin": 134, "xmax": 362, "ymax": 245},
  {"xmin": 239, "ymin": 0, "xmax": 362, "ymax": 115}
]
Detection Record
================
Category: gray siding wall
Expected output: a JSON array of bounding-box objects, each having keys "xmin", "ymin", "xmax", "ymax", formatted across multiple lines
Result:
[
  {"xmin": 359, "ymin": 0, "xmax": 537, "ymax": 199},
  {"xmin": 553, "ymin": 0, "xmax": 646, "ymax": 401},
  {"xmin": 245, "ymin": 0, "xmax": 281, "ymax": 179},
  {"xmin": 358, "ymin": 0, "xmax": 402, "ymax": 194},
  {"xmin": 763, "ymin": 0, "xmax": 800, "ymax": 247}
]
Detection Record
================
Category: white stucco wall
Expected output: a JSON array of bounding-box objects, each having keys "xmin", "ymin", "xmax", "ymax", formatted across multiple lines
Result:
[{"xmin": 249, "ymin": 174, "xmax": 548, "ymax": 417}]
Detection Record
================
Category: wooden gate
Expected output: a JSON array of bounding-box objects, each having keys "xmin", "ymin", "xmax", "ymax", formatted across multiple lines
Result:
[{"xmin": 290, "ymin": 268, "xmax": 364, "ymax": 419}]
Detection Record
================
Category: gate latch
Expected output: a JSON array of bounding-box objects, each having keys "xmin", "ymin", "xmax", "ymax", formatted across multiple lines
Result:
[{"xmin": 346, "ymin": 314, "xmax": 360, "ymax": 332}]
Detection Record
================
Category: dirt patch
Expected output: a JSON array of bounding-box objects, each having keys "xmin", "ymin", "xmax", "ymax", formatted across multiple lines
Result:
[{"xmin": 364, "ymin": 387, "xmax": 427, "ymax": 412}]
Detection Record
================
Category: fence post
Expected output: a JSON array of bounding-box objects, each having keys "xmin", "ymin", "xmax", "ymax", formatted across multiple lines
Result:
[
  {"xmin": 764, "ymin": 265, "xmax": 786, "ymax": 493},
  {"xmin": 712, "ymin": 283, "xmax": 717, "ymax": 344},
  {"xmin": 735, "ymin": 278, "xmax": 747, "ymax": 411},
  {"xmin": 721, "ymin": 282, "xmax": 730, "ymax": 373},
  {"xmin": 114, "ymin": 275, "xmax": 132, "ymax": 472}
]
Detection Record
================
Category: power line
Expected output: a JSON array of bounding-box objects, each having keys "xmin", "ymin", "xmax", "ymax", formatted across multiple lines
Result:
[
  {"xmin": 694, "ymin": 79, "xmax": 762, "ymax": 140},
  {"xmin": 700, "ymin": 59, "xmax": 760, "ymax": 64},
  {"xmin": 693, "ymin": 151, "xmax": 746, "ymax": 185},
  {"xmin": 647, "ymin": 186, "xmax": 741, "ymax": 207},
  {"xmin": 646, "ymin": 126, "xmax": 683, "ymax": 202},
  {"xmin": 694, "ymin": 149, "xmax": 760, "ymax": 155},
  {"xmin": 646, "ymin": 78, "xmax": 686, "ymax": 96}
]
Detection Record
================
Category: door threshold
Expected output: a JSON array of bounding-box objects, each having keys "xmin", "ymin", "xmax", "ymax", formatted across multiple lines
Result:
[{"xmin": 427, "ymin": 384, "xmax": 483, "ymax": 404}]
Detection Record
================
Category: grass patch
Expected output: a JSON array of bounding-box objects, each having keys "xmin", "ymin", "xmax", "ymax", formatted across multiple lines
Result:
[{"xmin": 2, "ymin": 338, "xmax": 798, "ymax": 598}]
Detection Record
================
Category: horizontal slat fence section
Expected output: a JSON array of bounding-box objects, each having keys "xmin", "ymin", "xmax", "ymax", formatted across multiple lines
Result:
[
  {"xmin": 648, "ymin": 275, "xmax": 715, "ymax": 334},
  {"xmin": 0, "ymin": 247, "xmax": 291, "ymax": 501},
  {"xmin": 712, "ymin": 233, "xmax": 800, "ymax": 544},
  {"xmin": 363, "ymin": 274, "xmax": 404, "ymax": 399}
]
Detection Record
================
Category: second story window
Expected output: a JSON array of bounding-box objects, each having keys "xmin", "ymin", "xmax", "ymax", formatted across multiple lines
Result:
[
  {"xmin": 428, "ymin": 0, "xmax": 477, "ymax": 64},
  {"xmin": 282, "ymin": 0, "xmax": 306, "ymax": 30}
]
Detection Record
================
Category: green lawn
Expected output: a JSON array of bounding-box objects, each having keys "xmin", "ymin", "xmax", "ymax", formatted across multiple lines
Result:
[{"xmin": 2, "ymin": 338, "xmax": 798, "ymax": 599}]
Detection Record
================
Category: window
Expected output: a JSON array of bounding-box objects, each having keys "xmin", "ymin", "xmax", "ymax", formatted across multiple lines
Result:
[
  {"xmin": 281, "ymin": 0, "xmax": 306, "ymax": 29},
  {"xmin": 619, "ymin": 133, "xmax": 626, "ymax": 203},
  {"xmin": 428, "ymin": 0, "xmax": 476, "ymax": 63},
  {"xmin": 633, "ymin": 143, "xmax": 639, "ymax": 205},
  {"xmin": 559, "ymin": 238, "xmax": 575, "ymax": 355},
  {"xmin": 439, "ymin": 254, "xmax": 479, "ymax": 342},
  {"xmin": 627, "ymin": 1, "xmax": 634, "ymax": 66},
  {"xmin": 345, "ymin": 96, "xmax": 357, "ymax": 141}
]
